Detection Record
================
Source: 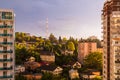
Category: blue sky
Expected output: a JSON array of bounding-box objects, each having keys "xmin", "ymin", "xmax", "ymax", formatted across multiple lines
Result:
[{"xmin": 0, "ymin": 0, "xmax": 105, "ymax": 39}]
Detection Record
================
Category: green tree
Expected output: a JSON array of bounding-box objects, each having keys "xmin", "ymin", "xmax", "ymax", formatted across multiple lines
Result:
[
  {"xmin": 93, "ymin": 76, "xmax": 102, "ymax": 80},
  {"xmin": 84, "ymin": 52, "xmax": 102, "ymax": 71},
  {"xmin": 41, "ymin": 73, "xmax": 53, "ymax": 80},
  {"xmin": 67, "ymin": 41, "xmax": 75, "ymax": 51},
  {"xmin": 49, "ymin": 33, "xmax": 58, "ymax": 43},
  {"xmin": 15, "ymin": 74, "xmax": 27, "ymax": 80},
  {"xmin": 15, "ymin": 43, "xmax": 29, "ymax": 64},
  {"xmin": 62, "ymin": 37, "xmax": 67, "ymax": 43}
]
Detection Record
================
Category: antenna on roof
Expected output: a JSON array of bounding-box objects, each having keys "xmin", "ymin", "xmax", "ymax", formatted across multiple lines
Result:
[{"xmin": 46, "ymin": 18, "xmax": 49, "ymax": 39}]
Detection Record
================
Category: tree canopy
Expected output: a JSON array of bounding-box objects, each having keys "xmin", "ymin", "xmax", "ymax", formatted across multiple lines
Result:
[
  {"xmin": 83, "ymin": 52, "xmax": 102, "ymax": 71},
  {"xmin": 67, "ymin": 41, "xmax": 75, "ymax": 51}
]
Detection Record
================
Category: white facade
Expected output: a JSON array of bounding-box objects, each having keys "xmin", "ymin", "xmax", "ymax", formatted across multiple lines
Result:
[
  {"xmin": 0, "ymin": 9, "xmax": 15, "ymax": 80},
  {"xmin": 15, "ymin": 65, "xmax": 25, "ymax": 73}
]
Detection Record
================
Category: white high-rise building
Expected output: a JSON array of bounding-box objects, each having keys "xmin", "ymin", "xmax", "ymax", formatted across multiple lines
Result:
[
  {"xmin": 0, "ymin": 9, "xmax": 15, "ymax": 80},
  {"xmin": 102, "ymin": 0, "xmax": 120, "ymax": 80}
]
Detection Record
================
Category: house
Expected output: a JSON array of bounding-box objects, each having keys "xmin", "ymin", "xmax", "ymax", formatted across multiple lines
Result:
[
  {"xmin": 40, "ymin": 51, "xmax": 55, "ymax": 63},
  {"xmin": 81, "ymin": 69, "xmax": 101, "ymax": 79},
  {"xmin": 22, "ymin": 73, "xmax": 42, "ymax": 80},
  {"xmin": 69, "ymin": 69, "xmax": 79, "ymax": 80},
  {"xmin": 15, "ymin": 65, "xmax": 25, "ymax": 73},
  {"xmin": 63, "ymin": 61, "xmax": 81, "ymax": 69},
  {"xmin": 24, "ymin": 57, "xmax": 41, "ymax": 71},
  {"xmin": 71, "ymin": 61, "xmax": 81, "ymax": 69},
  {"xmin": 40, "ymin": 65, "xmax": 63, "ymax": 75},
  {"xmin": 61, "ymin": 50, "xmax": 74, "ymax": 55}
]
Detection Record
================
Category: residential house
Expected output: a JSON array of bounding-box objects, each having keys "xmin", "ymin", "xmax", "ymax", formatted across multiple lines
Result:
[
  {"xmin": 15, "ymin": 65, "xmax": 25, "ymax": 73},
  {"xmin": 72, "ymin": 61, "xmax": 81, "ymax": 69},
  {"xmin": 63, "ymin": 61, "xmax": 81, "ymax": 69},
  {"xmin": 81, "ymin": 69, "xmax": 101, "ymax": 79},
  {"xmin": 23, "ymin": 73, "xmax": 42, "ymax": 80},
  {"xmin": 61, "ymin": 50, "xmax": 74, "ymax": 55},
  {"xmin": 69, "ymin": 69, "xmax": 79, "ymax": 80},
  {"xmin": 40, "ymin": 65, "xmax": 63, "ymax": 75},
  {"xmin": 40, "ymin": 51, "xmax": 55, "ymax": 63},
  {"xmin": 24, "ymin": 57, "xmax": 40, "ymax": 71}
]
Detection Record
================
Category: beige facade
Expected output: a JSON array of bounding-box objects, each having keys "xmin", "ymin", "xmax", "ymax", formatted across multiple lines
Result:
[
  {"xmin": 0, "ymin": 9, "xmax": 15, "ymax": 80},
  {"xmin": 102, "ymin": 0, "xmax": 120, "ymax": 80},
  {"xmin": 40, "ymin": 55, "xmax": 55, "ymax": 63},
  {"xmin": 96, "ymin": 48, "xmax": 103, "ymax": 53},
  {"xmin": 69, "ymin": 69, "xmax": 79, "ymax": 80},
  {"xmin": 78, "ymin": 42, "xmax": 97, "ymax": 63}
]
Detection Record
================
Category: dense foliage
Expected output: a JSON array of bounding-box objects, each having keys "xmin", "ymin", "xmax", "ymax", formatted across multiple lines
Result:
[
  {"xmin": 15, "ymin": 32, "xmax": 78, "ymax": 65},
  {"xmin": 83, "ymin": 52, "xmax": 102, "ymax": 71}
]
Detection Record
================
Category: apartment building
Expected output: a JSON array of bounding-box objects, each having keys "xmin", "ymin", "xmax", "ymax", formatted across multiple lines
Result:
[
  {"xmin": 0, "ymin": 9, "xmax": 15, "ymax": 80},
  {"xmin": 102, "ymin": 0, "xmax": 120, "ymax": 80},
  {"xmin": 78, "ymin": 42, "xmax": 97, "ymax": 64}
]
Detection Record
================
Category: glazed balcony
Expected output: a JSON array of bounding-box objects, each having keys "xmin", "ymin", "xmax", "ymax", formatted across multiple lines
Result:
[
  {"xmin": 0, "ymin": 34, "xmax": 12, "ymax": 37},
  {"xmin": 0, "ymin": 42, "xmax": 12, "ymax": 45},
  {"xmin": 0, "ymin": 25, "xmax": 12, "ymax": 28},
  {"xmin": 0, "ymin": 66, "xmax": 13, "ymax": 70},
  {"xmin": 0, "ymin": 58, "xmax": 12, "ymax": 62},
  {"xmin": 0, "ymin": 75, "xmax": 12, "ymax": 78},
  {"xmin": 0, "ymin": 50, "xmax": 13, "ymax": 53}
]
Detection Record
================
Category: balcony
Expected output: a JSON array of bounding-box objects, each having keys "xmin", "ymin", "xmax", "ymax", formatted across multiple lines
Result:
[
  {"xmin": 0, "ymin": 58, "xmax": 12, "ymax": 62},
  {"xmin": 0, "ymin": 75, "xmax": 12, "ymax": 78},
  {"xmin": 115, "ymin": 72, "xmax": 120, "ymax": 75},
  {"xmin": 0, "ymin": 25, "xmax": 12, "ymax": 28},
  {"xmin": 0, "ymin": 42, "xmax": 12, "ymax": 45},
  {"xmin": 115, "ymin": 50, "xmax": 120, "ymax": 53},
  {"xmin": 0, "ymin": 50, "xmax": 13, "ymax": 53},
  {"xmin": 0, "ymin": 66, "xmax": 13, "ymax": 70},
  {"xmin": 115, "ymin": 78, "xmax": 120, "ymax": 80},
  {"xmin": 115, "ymin": 60, "xmax": 120, "ymax": 63},
  {"xmin": 115, "ymin": 55, "xmax": 120, "ymax": 58},
  {"xmin": 0, "ymin": 34, "xmax": 12, "ymax": 37}
]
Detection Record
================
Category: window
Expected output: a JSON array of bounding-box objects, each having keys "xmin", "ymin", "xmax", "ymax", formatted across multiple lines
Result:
[
  {"xmin": 117, "ymin": 8, "xmax": 120, "ymax": 11},
  {"xmin": 3, "ymin": 71, "xmax": 7, "ymax": 76},
  {"xmin": 117, "ymin": 19, "xmax": 120, "ymax": 23},
  {"xmin": 3, "ymin": 55, "xmax": 7, "ymax": 59},
  {"xmin": 3, "ymin": 47, "xmax": 7, "ymax": 51},
  {"xmin": 3, "ymin": 63, "xmax": 7, "ymax": 67},
  {"xmin": 117, "ymin": 2, "xmax": 120, "ymax": 5},
  {"xmin": 115, "ymin": 41, "xmax": 119, "ymax": 44},
  {"xmin": 3, "ymin": 38, "xmax": 7, "ymax": 42},
  {"xmin": 3, "ymin": 30, "xmax": 7, "ymax": 34}
]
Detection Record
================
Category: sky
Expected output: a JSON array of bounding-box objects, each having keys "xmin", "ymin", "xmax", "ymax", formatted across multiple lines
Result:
[{"xmin": 0, "ymin": 0, "xmax": 105, "ymax": 39}]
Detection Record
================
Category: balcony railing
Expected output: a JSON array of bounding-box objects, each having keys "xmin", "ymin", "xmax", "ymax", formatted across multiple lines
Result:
[
  {"xmin": 0, "ymin": 34, "xmax": 12, "ymax": 37},
  {"xmin": 0, "ymin": 66, "xmax": 13, "ymax": 70},
  {"xmin": 115, "ymin": 72, "xmax": 120, "ymax": 75},
  {"xmin": 0, "ymin": 42, "xmax": 12, "ymax": 45},
  {"xmin": 115, "ymin": 60, "xmax": 120, "ymax": 63},
  {"xmin": 115, "ymin": 55, "xmax": 120, "ymax": 58},
  {"xmin": 0, "ymin": 50, "xmax": 13, "ymax": 53},
  {"xmin": 0, "ymin": 58, "xmax": 12, "ymax": 62},
  {"xmin": 0, "ymin": 25, "xmax": 12, "ymax": 28},
  {"xmin": 115, "ymin": 78, "xmax": 120, "ymax": 80},
  {"xmin": 0, "ymin": 75, "xmax": 12, "ymax": 78},
  {"xmin": 0, "ymin": 42, "xmax": 13, "ymax": 45}
]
